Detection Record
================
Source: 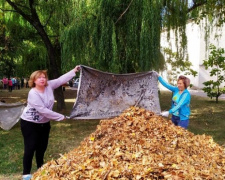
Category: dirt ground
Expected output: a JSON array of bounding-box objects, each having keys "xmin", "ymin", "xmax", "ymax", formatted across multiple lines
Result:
[{"xmin": 0, "ymin": 87, "xmax": 77, "ymax": 104}]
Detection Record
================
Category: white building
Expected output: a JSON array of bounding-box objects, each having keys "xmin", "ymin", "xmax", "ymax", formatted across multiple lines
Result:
[{"xmin": 160, "ymin": 18, "xmax": 225, "ymax": 89}]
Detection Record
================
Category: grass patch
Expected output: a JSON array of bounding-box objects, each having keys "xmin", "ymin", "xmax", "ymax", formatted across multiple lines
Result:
[{"xmin": 0, "ymin": 88, "xmax": 224, "ymax": 179}]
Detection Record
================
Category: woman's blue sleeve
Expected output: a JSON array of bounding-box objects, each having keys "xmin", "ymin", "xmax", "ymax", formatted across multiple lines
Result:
[
  {"xmin": 158, "ymin": 76, "xmax": 177, "ymax": 92},
  {"xmin": 169, "ymin": 93, "xmax": 190, "ymax": 114}
]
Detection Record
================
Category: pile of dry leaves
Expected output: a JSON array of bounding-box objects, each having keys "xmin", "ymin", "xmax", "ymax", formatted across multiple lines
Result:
[{"xmin": 32, "ymin": 107, "xmax": 225, "ymax": 180}]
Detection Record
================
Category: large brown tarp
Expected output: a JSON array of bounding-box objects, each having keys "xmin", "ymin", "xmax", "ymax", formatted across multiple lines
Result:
[
  {"xmin": 70, "ymin": 66, "xmax": 161, "ymax": 119},
  {"xmin": 0, "ymin": 102, "xmax": 25, "ymax": 130}
]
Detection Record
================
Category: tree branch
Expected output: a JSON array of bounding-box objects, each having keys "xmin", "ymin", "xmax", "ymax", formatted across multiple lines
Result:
[
  {"xmin": 188, "ymin": 1, "xmax": 207, "ymax": 12},
  {"xmin": 43, "ymin": 8, "xmax": 54, "ymax": 28},
  {"xmin": 16, "ymin": 2, "xmax": 30, "ymax": 11},
  {"xmin": 0, "ymin": 7, "xmax": 17, "ymax": 13},
  {"xmin": 115, "ymin": 0, "xmax": 134, "ymax": 24},
  {"xmin": 29, "ymin": 0, "xmax": 41, "ymax": 24},
  {"xmin": 5, "ymin": 0, "xmax": 54, "ymax": 55},
  {"xmin": 5, "ymin": 0, "xmax": 33, "ymax": 23}
]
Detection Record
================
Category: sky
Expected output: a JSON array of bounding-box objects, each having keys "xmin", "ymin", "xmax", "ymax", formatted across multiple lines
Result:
[{"xmin": 188, "ymin": 0, "xmax": 194, "ymax": 8}]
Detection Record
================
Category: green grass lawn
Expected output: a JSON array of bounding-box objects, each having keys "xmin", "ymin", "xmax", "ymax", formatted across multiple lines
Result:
[{"xmin": 0, "ymin": 88, "xmax": 224, "ymax": 179}]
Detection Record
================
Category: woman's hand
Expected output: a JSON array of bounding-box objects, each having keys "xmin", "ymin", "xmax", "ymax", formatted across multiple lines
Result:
[
  {"xmin": 64, "ymin": 116, "xmax": 70, "ymax": 120},
  {"xmin": 160, "ymin": 111, "xmax": 169, "ymax": 117},
  {"xmin": 74, "ymin": 65, "xmax": 81, "ymax": 73},
  {"xmin": 152, "ymin": 71, "xmax": 159, "ymax": 77}
]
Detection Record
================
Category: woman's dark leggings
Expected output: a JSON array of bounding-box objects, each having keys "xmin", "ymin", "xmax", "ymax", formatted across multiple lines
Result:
[{"xmin": 20, "ymin": 119, "xmax": 51, "ymax": 175}]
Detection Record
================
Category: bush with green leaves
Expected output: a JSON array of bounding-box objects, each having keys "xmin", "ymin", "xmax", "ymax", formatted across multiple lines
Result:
[{"xmin": 202, "ymin": 44, "xmax": 225, "ymax": 103}]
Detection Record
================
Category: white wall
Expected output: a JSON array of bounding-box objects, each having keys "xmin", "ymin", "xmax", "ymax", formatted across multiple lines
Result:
[{"xmin": 160, "ymin": 19, "xmax": 225, "ymax": 89}]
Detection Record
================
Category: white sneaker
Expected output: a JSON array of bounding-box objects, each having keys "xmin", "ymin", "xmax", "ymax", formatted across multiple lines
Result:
[{"xmin": 22, "ymin": 174, "xmax": 32, "ymax": 180}]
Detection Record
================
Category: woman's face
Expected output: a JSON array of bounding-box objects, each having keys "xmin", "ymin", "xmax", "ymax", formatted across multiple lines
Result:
[
  {"xmin": 34, "ymin": 73, "xmax": 47, "ymax": 87},
  {"xmin": 177, "ymin": 79, "xmax": 185, "ymax": 91}
]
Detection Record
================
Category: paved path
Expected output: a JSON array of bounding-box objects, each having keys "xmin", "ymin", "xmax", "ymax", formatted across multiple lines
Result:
[
  {"xmin": 161, "ymin": 89, "xmax": 225, "ymax": 99},
  {"xmin": 189, "ymin": 89, "xmax": 225, "ymax": 99}
]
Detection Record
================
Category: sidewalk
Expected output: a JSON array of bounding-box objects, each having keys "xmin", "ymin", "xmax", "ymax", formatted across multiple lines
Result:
[
  {"xmin": 160, "ymin": 89, "xmax": 225, "ymax": 99},
  {"xmin": 189, "ymin": 89, "xmax": 225, "ymax": 99}
]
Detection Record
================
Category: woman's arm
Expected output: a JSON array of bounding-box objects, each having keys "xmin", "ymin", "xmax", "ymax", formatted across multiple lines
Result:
[
  {"xmin": 169, "ymin": 92, "xmax": 190, "ymax": 114},
  {"xmin": 48, "ymin": 65, "xmax": 80, "ymax": 89},
  {"xmin": 158, "ymin": 76, "xmax": 177, "ymax": 92}
]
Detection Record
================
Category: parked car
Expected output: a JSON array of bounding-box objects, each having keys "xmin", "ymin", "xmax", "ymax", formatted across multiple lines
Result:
[{"xmin": 73, "ymin": 78, "xmax": 80, "ymax": 88}]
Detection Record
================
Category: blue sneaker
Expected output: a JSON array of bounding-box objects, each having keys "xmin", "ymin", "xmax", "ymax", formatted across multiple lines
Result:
[{"xmin": 22, "ymin": 174, "xmax": 32, "ymax": 180}]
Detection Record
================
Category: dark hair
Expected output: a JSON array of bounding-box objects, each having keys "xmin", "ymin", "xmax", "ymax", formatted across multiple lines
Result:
[{"xmin": 178, "ymin": 75, "xmax": 190, "ymax": 89}]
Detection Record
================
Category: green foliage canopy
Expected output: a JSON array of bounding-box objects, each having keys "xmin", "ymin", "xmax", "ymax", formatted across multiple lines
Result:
[
  {"xmin": 61, "ymin": 0, "xmax": 193, "ymax": 73},
  {"xmin": 2, "ymin": 0, "xmax": 225, "ymax": 76},
  {"xmin": 0, "ymin": 0, "xmax": 74, "ymax": 78}
]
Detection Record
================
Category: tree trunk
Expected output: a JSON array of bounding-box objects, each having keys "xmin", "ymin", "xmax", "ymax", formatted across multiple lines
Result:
[
  {"xmin": 216, "ymin": 95, "xmax": 219, "ymax": 103},
  {"xmin": 5, "ymin": 0, "xmax": 66, "ymax": 111},
  {"xmin": 48, "ymin": 48, "xmax": 66, "ymax": 111},
  {"xmin": 52, "ymin": 40, "xmax": 66, "ymax": 111}
]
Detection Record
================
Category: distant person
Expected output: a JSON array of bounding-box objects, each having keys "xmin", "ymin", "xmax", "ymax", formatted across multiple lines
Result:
[
  {"xmin": 158, "ymin": 74, "xmax": 191, "ymax": 129},
  {"xmin": 14, "ymin": 77, "xmax": 18, "ymax": 90},
  {"xmin": 26, "ymin": 78, "xmax": 29, "ymax": 88},
  {"xmin": 12, "ymin": 77, "xmax": 16, "ymax": 90},
  {"xmin": 17, "ymin": 78, "xmax": 21, "ymax": 90},
  {"xmin": 23, "ymin": 78, "xmax": 27, "ymax": 88},
  {"xmin": 21, "ymin": 77, "xmax": 24, "ymax": 88},
  {"xmin": 2, "ymin": 77, "xmax": 8, "ymax": 89},
  {"xmin": 20, "ymin": 65, "xmax": 80, "ymax": 180},
  {"xmin": 8, "ymin": 78, "xmax": 13, "ymax": 92},
  {"xmin": 0, "ymin": 80, "xmax": 3, "ymax": 91}
]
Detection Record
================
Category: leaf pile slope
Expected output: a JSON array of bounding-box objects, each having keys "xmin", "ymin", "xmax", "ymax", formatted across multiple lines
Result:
[{"xmin": 32, "ymin": 107, "xmax": 225, "ymax": 180}]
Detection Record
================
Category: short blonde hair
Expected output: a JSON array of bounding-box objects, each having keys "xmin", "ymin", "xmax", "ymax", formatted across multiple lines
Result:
[{"xmin": 28, "ymin": 70, "xmax": 48, "ymax": 88}]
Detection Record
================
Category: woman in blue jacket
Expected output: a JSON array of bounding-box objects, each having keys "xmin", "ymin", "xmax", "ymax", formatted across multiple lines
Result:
[{"xmin": 159, "ymin": 75, "xmax": 191, "ymax": 129}]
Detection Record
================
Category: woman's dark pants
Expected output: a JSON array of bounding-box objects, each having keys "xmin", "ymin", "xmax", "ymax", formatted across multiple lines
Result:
[{"xmin": 20, "ymin": 119, "xmax": 50, "ymax": 175}]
